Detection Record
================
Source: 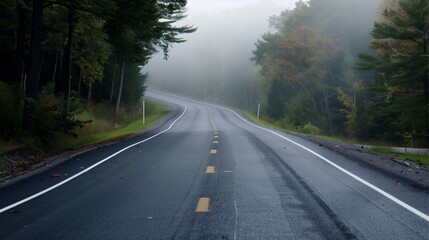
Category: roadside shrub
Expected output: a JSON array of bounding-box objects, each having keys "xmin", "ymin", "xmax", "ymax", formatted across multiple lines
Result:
[
  {"xmin": 34, "ymin": 84, "xmax": 91, "ymax": 148},
  {"xmin": 299, "ymin": 122, "xmax": 321, "ymax": 135}
]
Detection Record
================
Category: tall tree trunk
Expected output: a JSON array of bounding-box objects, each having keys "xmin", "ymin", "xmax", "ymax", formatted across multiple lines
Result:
[
  {"xmin": 310, "ymin": 93, "xmax": 321, "ymax": 119},
  {"xmin": 109, "ymin": 55, "xmax": 116, "ymax": 103},
  {"xmin": 115, "ymin": 60, "xmax": 125, "ymax": 114},
  {"xmin": 87, "ymin": 82, "xmax": 92, "ymax": 106},
  {"xmin": 78, "ymin": 67, "xmax": 82, "ymax": 94},
  {"xmin": 54, "ymin": 47, "xmax": 63, "ymax": 95},
  {"xmin": 22, "ymin": 0, "xmax": 44, "ymax": 133},
  {"xmin": 15, "ymin": 7, "xmax": 26, "ymax": 87},
  {"xmin": 51, "ymin": 50, "xmax": 59, "ymax": 83},
  {"xmin": 322, "ymin": 85, "xmax": 333, "ymax": 136},
  {"xmin": 63, "ymin": 7, "xmax": 76, "ymax": 104}
]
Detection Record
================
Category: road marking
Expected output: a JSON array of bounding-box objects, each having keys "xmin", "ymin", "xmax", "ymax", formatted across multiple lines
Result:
[
  {"xmin": 195, "ymin": 197, "xmax": 210, "ymax": 212},
  {"xmin": 223, "ymin": 170, "xmax": 233, "ymax": 173},
  {"xmin": 214, "ymin": 131, "xmax": 218, "ymax": 135},
  {"xmin": 0, "ymin": 105, "xmax": 189, "ymax": 214},
  {"xmin": 214, "ymin": 135, "xmax": 219, "ymax": 138},
  {"xmin": 148, "ymin": 90, "xmax": 429, "ymax": 222},
  {"xmin": 210, "ymin": 149, "xmax": 217, "ymax": 154},
  {"xmin": 213, "ymin": 141, "xmax": 218, "ymax": 144},
  {"xmin": 228, "ymin": 109, "xmax": 429, "ymax": 222},
  {"xmin": 206, "ymin": 166, "xmax": 216, "ymax": 174}
]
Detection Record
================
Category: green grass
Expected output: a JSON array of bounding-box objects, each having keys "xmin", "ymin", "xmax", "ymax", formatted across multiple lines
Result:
[
  {"xmin": 243, "ymin": 111, "xmax": 350, "ymax": 141},
  {"xmin": 242, "ymin": 111, "xmax": 293, "ymax": 131},
  {"xmin": 55, "ymin": 101, "xmax": 166, "ymax": 151},
  {"xmin": 370, "ymin": 147, "xmax": 429, "ymax": 166},
  {"xmin": 0, "ymin": 100, "xmax": 167, "ymax": 155},
  {"xmin": 243, "ymin": 111, "xmax": 393, "ymax": 145},
  {"xmin": 0, "ymin": 139, "xmax": 24, "ymax": 155}
]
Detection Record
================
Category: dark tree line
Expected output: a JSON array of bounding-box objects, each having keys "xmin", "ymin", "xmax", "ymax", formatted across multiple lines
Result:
[
  {"xmin": 0, "ymin": 0, "xmax": 195, "ymax": 143},
  {"xmin": 252, "ymin": 0, "xmax": 428, "ymax": 147}
]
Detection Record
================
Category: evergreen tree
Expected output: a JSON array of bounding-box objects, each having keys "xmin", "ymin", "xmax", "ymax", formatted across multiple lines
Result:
[
  {"xmin": 105, "ymin": 0, "xmax": 195, "ymax": 114},
  {"xmin": 358, "ymin": 0, "xmax": 428, "ymax": 146},
  {"xmin": 0, "ymin": 0, "xmax": 195, "ymax": 142}
]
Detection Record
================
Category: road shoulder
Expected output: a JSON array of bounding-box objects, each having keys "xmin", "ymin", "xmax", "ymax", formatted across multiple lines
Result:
[
  {"xmin": 237, "ymin": 111, "xmax": 429, "ymax": 191},
  {"xmin": 0, "ymin": 102, "xmax": 179, "ymax": 188}
]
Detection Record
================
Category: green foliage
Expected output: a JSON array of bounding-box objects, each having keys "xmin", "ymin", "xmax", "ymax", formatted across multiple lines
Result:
[
  {"xmin": 74, "ymin": 12, "xmax": 111, "ymax": 85},
  {"xmin": 357, "ymin": 0, "xmax": 428, "ymax": 146},
  {"xmin": 93, "ymin": 61, "xmax": 146, "ymax": 108},
  {"xmin": 284, "ymin": 93, "xmax": 312, "ymax": 127},
  {"xmin": 299, "ymin": 122, "xmax": 321, "ymax": 135},
  {"xmin": 266, "ymin": 78, "xmax": 287, "ymax": 119},
  {"xmin": 0, "ymin": 0, "xmax": 194, "ymax": 153},
  {"xmin": 252, "ymin": 1, "xmax": 359, "ymax": 135},
  {"xmin": 105, "ymin": 0, "xmax": 195, "ymax": 63},
  {"xmin": 370, "ymin": 147, "xmax": 429, "ymax": 166},
  {"xmin": 57, "ymin": 100, "xmax": 165, "ymax": 151},
  {"xmin": 0, "ymin": 82, "xmax": 23, "ymax": 138},
  {"xmin": 32, "ymin": 84, "xmax": 91, "ymax": 148},
  {"xmin": 253, "ymin": 0, "xmax": 427, "ymax": 146}
]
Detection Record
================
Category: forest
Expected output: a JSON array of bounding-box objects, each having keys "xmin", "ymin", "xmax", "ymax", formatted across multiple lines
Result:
[
  {"xmin": 0, "ymin": 0, "xmax": 194, "ymax": 150},
  {"xmin": 0, "ymin": 0, "xmax": 427, "ymax": 152},
  {"xmin": 252, "ymin": 0, "xmax": 428, "ymax": 147}
]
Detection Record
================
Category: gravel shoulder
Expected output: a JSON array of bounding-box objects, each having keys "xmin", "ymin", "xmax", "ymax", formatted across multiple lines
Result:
[{"xmin": 301, "ymin": 134, "xmax": 429, "ymax": 191}]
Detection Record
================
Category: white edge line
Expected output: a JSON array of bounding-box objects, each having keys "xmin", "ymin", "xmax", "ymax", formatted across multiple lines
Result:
[
  {"xmin": 140, "ymin": 90, "xmax": 429, "ymax": 222},
  {"xmin": 228, "ymin": 109, "xmax": 429, "ymax": 222},
  {"xmin": 0, "ymin": 105, "xmax": 188, "ymax": 214}
]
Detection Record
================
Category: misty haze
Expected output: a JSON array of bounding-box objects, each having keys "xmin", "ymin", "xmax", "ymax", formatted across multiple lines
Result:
[{"xmin": 0, "ymin": 0, "xmax": 428, "ymax": 239}]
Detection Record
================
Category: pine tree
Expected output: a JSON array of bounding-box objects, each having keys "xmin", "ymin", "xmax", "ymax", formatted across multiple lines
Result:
[{"xmin": 358, "ymin": 0, "xmax": 428, "ymax": 146}]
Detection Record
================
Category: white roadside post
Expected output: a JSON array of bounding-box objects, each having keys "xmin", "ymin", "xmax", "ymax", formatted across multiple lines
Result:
[{"xmin": 257, "ymin": 102, "xmax": 260, "ymax": 120}]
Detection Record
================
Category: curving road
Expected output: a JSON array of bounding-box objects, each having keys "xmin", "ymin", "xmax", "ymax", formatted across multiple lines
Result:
[{"xmin": 0, "ymin": 90, "xmax": 428, "ymax": 239}]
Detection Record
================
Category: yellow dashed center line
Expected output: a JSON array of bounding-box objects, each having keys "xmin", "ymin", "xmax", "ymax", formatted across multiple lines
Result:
[
  {"xmin": 195, "ymin": 197, "xmax": 210, "ymax": 212},
  {"xmin": 206, "ymin": 166, "xmax": 216, "ymax": 174},
  {"xmin": 210, "ymin": 149, "xmax": 217, "ymax": 154}
]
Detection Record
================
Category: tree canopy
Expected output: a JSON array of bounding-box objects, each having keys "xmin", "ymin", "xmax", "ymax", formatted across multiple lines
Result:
[
  {"xmin": 357, "ymin": 0, "xmax": 428, "ymax": 146},
  {"xmin": 0, "ymin": 0, "xmax": 195, "ymax": 145},
  {"xmin": 251, "ymin": 0, "xmax": 428, "ymax": 147}
]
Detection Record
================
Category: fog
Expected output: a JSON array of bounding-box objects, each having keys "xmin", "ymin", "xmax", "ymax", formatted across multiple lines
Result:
[
  {"xmin": 144, "ymin": 0, "xmax": 296, "ymax": 108},
  {"xmin": 144, "ymin": 0, "xmax": 382, "ymax": 109}
]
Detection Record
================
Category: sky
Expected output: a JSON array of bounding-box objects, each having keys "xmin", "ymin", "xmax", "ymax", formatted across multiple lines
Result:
[
  {"xmin": 186, "ymin": 0, "xmax": 296, "ymax": 15},
  {"xmin": 144, "ymin": 0, "xmax": 297, "ymax": 96}
]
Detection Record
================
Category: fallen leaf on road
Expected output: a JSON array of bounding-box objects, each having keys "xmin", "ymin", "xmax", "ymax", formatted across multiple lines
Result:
[{"xmin": 52, "ymin": 172, "xmax": 61, "ymax": 177}]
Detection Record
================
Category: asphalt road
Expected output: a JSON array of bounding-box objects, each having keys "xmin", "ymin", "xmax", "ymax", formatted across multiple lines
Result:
[{"xmin": 0, "ymin": 90, "xmax": 428, "ymax": 239}]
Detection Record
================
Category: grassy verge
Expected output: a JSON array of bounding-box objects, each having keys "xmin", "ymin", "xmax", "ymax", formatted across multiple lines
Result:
[
  {"xmin": 0, "ymin": 139, "xmax": 24, "ymax": 155},
  {"xmin": 54, "ymin": 100, "xmax": 166, "ymax": 151},
  {"xmin": 242, "ymin": 111, "xmax": 429, "ymax": 166},
  {"xmin": 242, "ymin": 111, "xmax": 293, "ymax": 131},
  {"xmin": 244, "ymin": 111, "xmax": 356, "ymax": 144},
  {"xmin": 0, "ymin": 100, "xmax": 167, "ymax": 155},
  {"xmin": 370, "ymin": 147, "xmax": 429, "ymax": 166}
]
